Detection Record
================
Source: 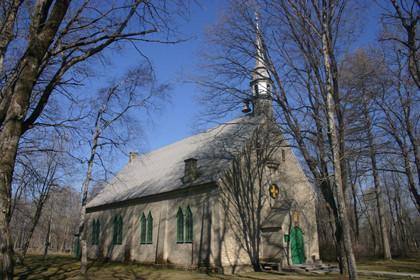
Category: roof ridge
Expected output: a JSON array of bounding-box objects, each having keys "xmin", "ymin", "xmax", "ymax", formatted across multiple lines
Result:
[{"xmin": 131, "ymin": 116, "xmax": 250, "ymax": 162}]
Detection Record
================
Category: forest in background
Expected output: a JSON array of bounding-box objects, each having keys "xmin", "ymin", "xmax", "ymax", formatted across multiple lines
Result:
[{"xmin": 0, "ymin": 0, "xmax": 418, "ymax": 279}]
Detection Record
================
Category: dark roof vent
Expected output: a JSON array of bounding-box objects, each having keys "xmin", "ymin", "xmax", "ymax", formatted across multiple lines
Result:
[
  {"xmin": 129, "ymin": 152, "xmax": 138, "ymax": 163},
  {"xmin": 182, "ymin": 158, "xmax": 199, "ymax": 183}
]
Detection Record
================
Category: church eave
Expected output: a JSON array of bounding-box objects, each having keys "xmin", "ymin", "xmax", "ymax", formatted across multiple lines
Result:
[{"xmin": 86, "ymin": 181, "xmax": 218, "ymax": 213}]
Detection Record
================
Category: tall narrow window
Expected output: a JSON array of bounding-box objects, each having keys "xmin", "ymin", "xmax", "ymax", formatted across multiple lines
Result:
[
  {"xmin": 112, "ymin": 217, "xmax": 117, "ymax": 244},
  {"xmin": 91, "ymin": 220, "xmax": 97, "ymax": 245},
  {"xmin": 113, "ymin": 215, "xmax": 122, "ymax": 245},
  {"xmin": 117, "ymin": 216, "xmax": 123, "ymax": 244},
  {"xmin": 254, "ymin": 84, "xmax": 259, "ymax": 95},
  {"xmin": 185, "ymin": 206, "xmax": 193, "ymax": 243},
  {"xmin": 94, "ymin": 220, "xmax": 100, "ymax": 245},
  {"xmin": 176, "ymin": 208, "xmax": 184, "ymax": 243},
  {"xmin": 140, "ymin": 213, "xmax": 146, "ymax": 244},
  {"xmin": 146, "ymin": 212, "xmax": 153, "ymax": 244}
]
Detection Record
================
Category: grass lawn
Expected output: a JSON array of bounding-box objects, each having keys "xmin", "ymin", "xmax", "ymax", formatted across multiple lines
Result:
[
  {"xmin": 357, "ymin": 258, "xmax": 420, "ymax": 274},
  {"xmin": 14, "ymin": 255, "xmax": 419, "ymax": 280}
]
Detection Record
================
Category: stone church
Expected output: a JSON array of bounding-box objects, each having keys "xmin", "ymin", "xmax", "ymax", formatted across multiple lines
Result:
[{"xmin": 85, "ymin": 21, "xmax": 319, "ymax": 273}]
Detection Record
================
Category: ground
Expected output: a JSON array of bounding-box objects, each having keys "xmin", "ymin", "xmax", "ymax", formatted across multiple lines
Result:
[
  {"xmin": 14, "ymin": 255, "xmax": 420, "ymax": 280},
  {"xmin": 357, "ymin": 258, "xmax": 420, "ymax": 274}
]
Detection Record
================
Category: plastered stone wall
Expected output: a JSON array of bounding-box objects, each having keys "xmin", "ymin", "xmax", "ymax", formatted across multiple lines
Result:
[
  {"xmin": 86, "ymin": 186, "xmax": 218, "ymax": 267},
  {"xmin": 276, "ymin": 144, "xmax": 320, "ymax": 262},
  {"xmin": 86, "ymin": 126, "xmax": 319, "ymax": 271},
  {"xmin": 214, "ymin": 131, "xmax": 319, "ymax": 270}
]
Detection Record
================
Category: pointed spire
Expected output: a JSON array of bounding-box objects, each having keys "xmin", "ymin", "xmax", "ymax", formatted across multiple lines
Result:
[
  {"xmin": 250, "ymin": 12, "xmax": 273, "ymax": 117},
  {"xmin": 253, "ymin": 11, "xmax": 270, "ymax": 83}
]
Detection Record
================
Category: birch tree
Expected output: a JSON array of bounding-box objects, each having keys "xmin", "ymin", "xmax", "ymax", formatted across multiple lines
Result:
[{"xmin": 78, "ymin": 65, "xmax": 166, "ymax": 274}]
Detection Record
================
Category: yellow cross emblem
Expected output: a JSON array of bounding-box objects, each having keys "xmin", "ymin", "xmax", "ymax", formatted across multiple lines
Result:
[{"xmin": 269, "ymin": 184, "xmax": 279, "ymax": 199}]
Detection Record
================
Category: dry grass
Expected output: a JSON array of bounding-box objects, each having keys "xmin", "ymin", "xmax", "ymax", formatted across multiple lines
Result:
[
  {"xmin": 14, "ymin": 255, "xmax": 419, "ymax": 279},
  {"xmin": 357, "ymin": 258, "xmax": 420, "ymax": 274}
]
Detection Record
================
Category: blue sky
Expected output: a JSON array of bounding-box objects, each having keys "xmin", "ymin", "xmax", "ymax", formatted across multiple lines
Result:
[
  {"xmin": 91, "ymin": 1, "xmax": 228, "ymax": 155},
  {"xmin": 82, "ymin": 1, "xmax": 383, "ymax": 176}
]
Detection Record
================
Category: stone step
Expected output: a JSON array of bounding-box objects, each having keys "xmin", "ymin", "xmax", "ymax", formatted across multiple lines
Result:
[{"xmin": 285, "ymin": 264, "xmax": 339, "ymax": 274}]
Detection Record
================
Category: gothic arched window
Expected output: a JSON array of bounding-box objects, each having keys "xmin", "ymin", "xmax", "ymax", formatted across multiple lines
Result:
[
  {"xmin": 146, "ymin": 211, "xmax": 153, "ymax": 244},
  {"xmin": 91, "ymin": 219, "xmax": 100, "ymax": 245},
  {"xmin": 113, "ymin": 215, "xmax": 122, "ymax": 245},
  {"xmin": 254, "ymin": 84, "xmax": 259, "ymax": 95},
  {"xmin": 140, "ymin": 213, "xmax": 146, "ymax": 244},
  {"xmin": 185, "ymin": 206, "xmax": 193, "ymax": 243},
  {"xmin": 176, "ymin": 208, "xmax": 184, "ymax": 243}
]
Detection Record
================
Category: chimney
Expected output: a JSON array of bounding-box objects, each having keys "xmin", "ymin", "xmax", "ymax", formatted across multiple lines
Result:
[
  {"xmin": 182, "ymin": 158, "xmax": 198, "ymax": 183},
  {"xmin": 129, "ymin": 151, "xmax": 138, "ymax": 163}
]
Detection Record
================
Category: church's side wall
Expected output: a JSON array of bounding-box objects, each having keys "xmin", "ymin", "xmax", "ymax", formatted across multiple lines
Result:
[{"xmin": 86, "ymin": 185, "xmax": 218, "ymax": 267}]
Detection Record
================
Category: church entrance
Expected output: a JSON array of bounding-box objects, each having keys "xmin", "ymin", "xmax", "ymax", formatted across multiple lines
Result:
[{"xmin": 290, "ymin": 226, "xmax": 305, "ymax": 264}]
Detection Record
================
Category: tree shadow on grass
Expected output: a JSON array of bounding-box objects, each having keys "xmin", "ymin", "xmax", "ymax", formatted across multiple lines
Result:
[{"xmin": 16, "ymin": 256, "xmax": 81, "ymax": 280}]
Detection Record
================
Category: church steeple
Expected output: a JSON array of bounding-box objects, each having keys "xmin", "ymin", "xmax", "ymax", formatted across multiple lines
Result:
[{"xmin": 250, "ymin": 12, "xmax": 273, "ymax": 117}]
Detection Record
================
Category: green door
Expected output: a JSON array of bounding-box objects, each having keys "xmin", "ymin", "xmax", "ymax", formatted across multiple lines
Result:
[{"xmin": 290, "ymin": 226, "xmax": 305, "ymax": 264}]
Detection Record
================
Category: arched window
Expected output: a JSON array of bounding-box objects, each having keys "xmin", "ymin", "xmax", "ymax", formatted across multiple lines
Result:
[
  {"xmin": 140, "ymin": 213, "xmax": 146, "ymax": 244},
  {"xmin": 254, "ymin": 84, "xmax": 259, "ymax": 95},
  {"xmin": 185, "ymin": 206, "xmax": 193, "ymax": 243},
  {"xmin": 92, "ymin": 219, "xmax": 100, "ymax": 245},
  {"xmin": 113, "ymin": 215, "xmax": 123, "ymax": 245},
  {"xmin": 267, "ymin": 84, "xmax": 271, "ymax": 94},
  {"xmin": 147, "ymin": 212, "xmax": 153, "ymax": 244},
  {"xmin": 176, "ymin": 208, "xmax": 184, "ymax": 243},
  {"xmin": 91, "ymin": 220, "xmax": 96, "ymax": 245},
  {"xmin": 95, "ymin": 220, "xmax": 100, "ymax": 245}
]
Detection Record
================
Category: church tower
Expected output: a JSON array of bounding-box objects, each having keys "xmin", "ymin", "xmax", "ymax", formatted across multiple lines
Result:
[{"xmin": 249, "ymin": 13, "xmax": 273, "ymax": 118}]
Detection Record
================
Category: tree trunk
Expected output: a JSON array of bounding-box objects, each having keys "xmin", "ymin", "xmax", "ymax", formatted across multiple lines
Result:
[
  {"xmin": 321, "ymin": 3, "xmax": 358, "ymax": 278},
  {"xmin": 363, "ymin": 104, "xmax": 392, "ymax": 260},
  {"xmin": 0, "ymin": 117, "xmax": 24, "ymax": 280},
  {"xmin": 349, "ymin": 176, "xmax": 359, "ymax": 240},
  {"xmin": 79, "ymin": 111, "xmax": 102, "ymax": 275},
  {"xmin": 21, "ymin": 197, "xmax": 48, "ymax": 260},
  {"xmin": 0, "ymin": 2, "xmax": 70, "ymax": 277},
  {"xmin": 43, "ymin": 216, "xmax": 52, "ymax": 260}
]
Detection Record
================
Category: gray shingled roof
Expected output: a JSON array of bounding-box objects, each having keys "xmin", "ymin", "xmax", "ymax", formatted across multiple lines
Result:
[{"xmin": 87, "ymin": 116, "xmax": 261, "ymax": 208}]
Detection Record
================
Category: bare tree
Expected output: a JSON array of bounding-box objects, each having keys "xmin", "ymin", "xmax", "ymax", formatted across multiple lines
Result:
[
  {"xmin": 218, "ymin": 121, "xmax": 285, "ymax": 271},
  {"xmin": 0, "ymin": 0, "xmax": 188, "ymax": 277},
  {"xmin": 340, "ymin": 50, "xmax": 392, "ymax": 259},
  {"xmin": 199, "ymin": 0, "xmax": 359, "ymax": 277},
  {"xmin": 17, "ymin": 151, "xmax": 60, "ymax": 261},
  {"xmin": 376, "ymin": 46, "xmax": 420, "ymax": 214},
  {"xmin": 78, "ymin": 65, "xmax": 166, "ymax": 274},
  {"xmin": 379, "ymin": 0, "xmax": 420, "ymax": 89}
]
